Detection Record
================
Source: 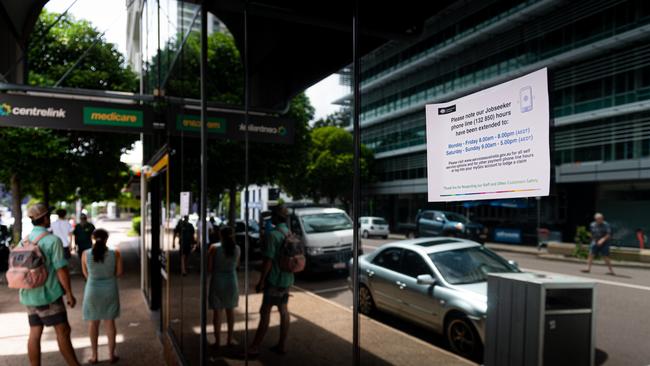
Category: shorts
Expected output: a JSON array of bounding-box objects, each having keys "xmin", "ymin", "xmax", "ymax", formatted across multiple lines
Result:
[
  {"xmin": 262, "ymin": 285, "xmax": 289, "ymax": 306},
  {"xmin": 26, "ymin": 297, "xmax": 68, "ymax": 327},
  {"xmin": 63, "ymin": 247, "xmax": 71, "ymax": 259},
  {"xmin": 590, "ymin": 241, "xmax": 610, "ymax": 256},
  {"xmin": 181, "ymin": 243, "xmax": 193, "ymax": 255}
]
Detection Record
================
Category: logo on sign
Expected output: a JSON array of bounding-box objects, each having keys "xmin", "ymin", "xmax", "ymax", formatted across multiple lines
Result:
[
  {"xmin": 0, "ymin": 103, "xmax": 66, "ymax": 118},
  {"xmin": 0, "ymin": 103, "xmax": 11, "ymax": 116},
  {"xmin": 438, "ymin": 105, "xmax": 456, "ymax": 115}
]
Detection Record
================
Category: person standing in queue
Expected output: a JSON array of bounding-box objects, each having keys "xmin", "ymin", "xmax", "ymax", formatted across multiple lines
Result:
[
  {"xmin": 81, "ymin": 229, "xmax": 122, "ymax": 364},
  {"xmin": 249, "ymin": 206, "xmax": 293, "ymax": 357},
  {"xmin": 173, "ymin": 216, "xmax": 195, "ymax": 276},
  {"xmin": 73, "ymin": 214, "xmax": 95, "ymax": 258},
  {"xmin": 20, "ymin": 203, "xmax": 80, "ymax": 366},
  {"xmin": 51, "ymin": 209, "xmax": 73, "ymax": 260},
  {"xmin": 207, "ymin": 226, "xmax": 240, "ymax": 349}
]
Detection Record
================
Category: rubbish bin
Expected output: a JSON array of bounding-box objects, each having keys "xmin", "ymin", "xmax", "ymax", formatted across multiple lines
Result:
[{"xmin": 485, "ymin": 272, "xmax": 596, "ymax": 366}]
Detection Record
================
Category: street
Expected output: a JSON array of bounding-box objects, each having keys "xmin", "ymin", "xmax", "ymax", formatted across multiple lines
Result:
[{"xmin": 295, "ymin": 237, "xmax": 650, "ymax": 366}]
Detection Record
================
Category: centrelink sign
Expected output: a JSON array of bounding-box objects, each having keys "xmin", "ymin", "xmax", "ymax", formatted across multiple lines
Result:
[{"xmin": 0, "ymin": 93, "xmax": 151, "ymax": 133}]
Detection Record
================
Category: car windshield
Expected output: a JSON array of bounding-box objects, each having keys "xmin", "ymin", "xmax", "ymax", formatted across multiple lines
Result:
[
  {"xmin": 300, "ymin": 213, "xmax": 353, "ymax": 233},
  {"xmin": 429, "ymin": 246, "xmax": 517, "ymax": 285},
  {"xmin": 372, "ymin": 218, "xmax": 387, "ymax": 225},
  {"xmin": 443, "ymin": 213, "xmax": 469, "ymax": 224}
]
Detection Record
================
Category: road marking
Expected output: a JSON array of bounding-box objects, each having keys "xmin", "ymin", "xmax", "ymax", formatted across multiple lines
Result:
[
  {"xmin": 310, "ymin": 285, "xmax": 350, "ymax": 295},
  {"xmin": 522, "ymin": 267, "xmax": 650, "ymax": 292}
]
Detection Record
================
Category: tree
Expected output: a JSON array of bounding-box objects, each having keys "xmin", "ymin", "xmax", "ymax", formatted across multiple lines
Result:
[
  {"xmin": 312, "ymin": 108, "xmax": 351, "ymax": 128},
  {"xmin": 155, "ymin": 31, "xmax": 314, "ymax": 224},
  {"xmin": 0, "ymin": 10, "xmax": 138, "ymax": 241},
  {"xmin": 286, "ymin": 126, "xmax": 374, "ymax": 208}
]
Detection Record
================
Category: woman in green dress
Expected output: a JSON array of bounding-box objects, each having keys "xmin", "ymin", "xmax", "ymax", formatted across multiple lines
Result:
[
  {"xmin": 81, "ymin": 229, "xmax": 123, "ymax": 364},
  {"xmin": 208, "ymin": 226, "xmax": 240, "ymax": 349}
]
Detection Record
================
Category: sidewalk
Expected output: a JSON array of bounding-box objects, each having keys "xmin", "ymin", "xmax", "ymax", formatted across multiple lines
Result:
[
  {"xmin": 485, "ymin": 242, "xmax": 650, "ymax": 269},
  {"xmin": 0, "ymin": 235, "xmax": 164, "ymax": 365},
  {"xmin": 1, "ymin": 219, "xmax": 475, "ymax": 366}
]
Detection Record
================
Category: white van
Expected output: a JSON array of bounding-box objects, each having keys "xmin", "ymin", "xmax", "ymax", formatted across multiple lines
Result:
[{"xmin": 288, "ymin": 206, "xmax": 354, "ymax": 273}]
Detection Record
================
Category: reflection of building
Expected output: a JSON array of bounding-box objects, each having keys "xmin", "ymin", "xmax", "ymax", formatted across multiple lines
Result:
[
  {"xmin": 239, "ymin": 185, "xmax": 306, "ymax": 222},
  {"xmin": 335, "ymin": 0, "xmax": 650, "ymax": 245},
  {"xmin": 176, "ymin": 2, "xmax": 228, "ymax": 35}
]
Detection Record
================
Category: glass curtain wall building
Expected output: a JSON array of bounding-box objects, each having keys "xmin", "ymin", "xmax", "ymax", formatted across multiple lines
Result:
[{"xmin": 341, "ymin": 0, "xmax": 650, "ymax": 245}]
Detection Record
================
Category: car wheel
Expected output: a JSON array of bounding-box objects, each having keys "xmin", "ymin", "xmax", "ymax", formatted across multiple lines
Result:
[
  {"xmin": 359, "ymin": 285, "xmax": 376, "ymax": 315},
  {"xmin": 446, "ymin": 315, "xmax": 482, "ymax": 360},
  {"xmin": 362, "ymin": 230, "xmax": 369, "ymax": 239}
]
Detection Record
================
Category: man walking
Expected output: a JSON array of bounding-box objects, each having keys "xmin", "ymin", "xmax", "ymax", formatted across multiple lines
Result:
[
  {"xmin": 582, "ymin": 212, "xmax": 615, "ymax": 275},
  {"xmin": 21, "ymin": 203, "xmax": 80, "ymax": 366},
  {"xmin": 173, "ymin": 216, "xmax": 195, "ymax": 276},
  {"xmin": 51, "ymin": 209, "xmax": 73, "ymax": 260},
  {"xmin": 73, "ymin": 213, "xmax": 95, "ymax": 257},
  {"xmin": 249, "ymin": 206, "xmax": 293, "ymax": 356}
]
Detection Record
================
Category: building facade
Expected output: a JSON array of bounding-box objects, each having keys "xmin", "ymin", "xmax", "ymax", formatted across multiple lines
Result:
[{"xmin": 337, "ymin": 0, "xmax": 650, "ymax": 245}]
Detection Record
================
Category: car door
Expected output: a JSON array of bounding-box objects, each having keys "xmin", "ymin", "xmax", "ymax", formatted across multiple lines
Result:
[
  {"xmin": 397, "ymin": 250, "xmax": 442, "ymax": 328},
  {"xmin": 418, "ymin": 212, "xmax": 437, "ymax": 236},
  {"xmin": 367, "ymin": 247, "xmax": 404, "ymax": 314}
]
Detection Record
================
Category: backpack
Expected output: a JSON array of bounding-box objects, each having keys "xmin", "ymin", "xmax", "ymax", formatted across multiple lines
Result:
[
  {"xmin": 6, "ymin": 233, "xmax": 49, "ymax": 289},
  {"xmin": 278, "ymin": 228, "xmax": 306, "ymax": 273}
]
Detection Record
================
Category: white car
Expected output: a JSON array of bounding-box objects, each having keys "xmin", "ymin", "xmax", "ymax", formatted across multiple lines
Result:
[{"xmin": 359, "ymin": 216, "xmax": 389, "ymax": 239}]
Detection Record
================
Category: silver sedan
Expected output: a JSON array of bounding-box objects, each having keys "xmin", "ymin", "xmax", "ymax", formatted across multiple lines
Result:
[{"xmin": 350, "ymin": 237, "xmax": 520, "ymax": 360}]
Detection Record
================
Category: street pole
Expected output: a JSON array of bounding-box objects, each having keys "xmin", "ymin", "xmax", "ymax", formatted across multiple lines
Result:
[
  {"xmin": 199, "ymin": 2, "xmax": 208, "ymax": 365},
  {"xmin": 352, "ymin": 1, "xmax": 361, "ymax": 365}
]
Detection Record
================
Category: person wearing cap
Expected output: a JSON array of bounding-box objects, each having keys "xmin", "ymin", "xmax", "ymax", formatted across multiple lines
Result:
[
  {"xmin": 249, "ymin": 205, "xmax": 294, "ymax": 356},
  {"xmin": 73, "ymin": 213, "xmax": 95, "ymax": 257},
  {"xmin": 21, "ymin": 203, "xmax": 81, "ymax": 366}
]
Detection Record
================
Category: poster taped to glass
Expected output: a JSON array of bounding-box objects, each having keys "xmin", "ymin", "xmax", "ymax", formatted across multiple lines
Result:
[{"xmin": 425, "ymin": 68, "xmax": 550, "ymax": 202}]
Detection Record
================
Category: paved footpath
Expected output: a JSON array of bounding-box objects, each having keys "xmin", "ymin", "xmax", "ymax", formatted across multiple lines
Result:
[{"xmin": 0, "ymin": 220, "xmax": 164, "ymax": 366}]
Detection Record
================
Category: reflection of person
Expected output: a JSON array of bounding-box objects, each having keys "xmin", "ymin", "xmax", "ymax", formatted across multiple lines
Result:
[
  {"xmin": 208, "ymin": 226, "xmax": 240, "ymax": 349},
  {"xmin": 582, "ymin": 213, "xmax": 615, "ymax": 275},
  {"xmin": 21, "ymin": 203, "xmax": 80, "ymax": 366},
  {"xmin": 249, "ymin": 206, "xmax": 294, "ymax": 356},
  {"xmin": 51, "ymin": 209, "xmax": 73, "ymax": 260},
  {"xmin": 81, "ymin": 229, "xmax": 122, "ymax": 364},
  {"xmin": 173, "ymin": 216, "xmax": 195, "ymax": 276},
  {"xmin": 73, "ymin": 214, "xmax": 95, "ymax": 257}
]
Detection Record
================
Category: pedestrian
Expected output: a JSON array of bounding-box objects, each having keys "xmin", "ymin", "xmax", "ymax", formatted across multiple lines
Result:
[
  {"xmin": 209, "ymin": 216, "xmax": 219, "ymax": 244},
  {"xmin": 19, "ymin": 203, "xmax": 81, "ymax": 366},
  {"xmin": 73, "ymin": 213, "xmax": 95, "ymax": 257},
  {"xmin": 81, "ymin": 228, "xmax": 122, "ymax": 364},
  {"xmin": 249, "ymin": 206, "xmax": 293, "ymax": 357},
  {"xmin": 582, "ymin": 212, "xmax": 615, "ymax": 275},
  {"xmin": 173, "ymin": 215, "xmax": 195, "ymax": 275},
  {"xmin": 51, "ymin": 209, "xmax": 73, "ymax": 260},
  {"xmin": 208, "ymin": 226, "xmax": 241, "ymax": 349}
]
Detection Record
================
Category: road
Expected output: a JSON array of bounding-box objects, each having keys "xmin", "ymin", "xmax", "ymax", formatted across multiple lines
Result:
[{"xmin": 295, "ymin": 237, "xmax": 650, "ymax": 366}]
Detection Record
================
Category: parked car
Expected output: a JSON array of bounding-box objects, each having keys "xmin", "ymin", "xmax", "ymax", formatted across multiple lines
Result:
[
  {"xmin": 359, "ymin": 216, "xmax": 389, "ymax": 239},
  {"xmin": 224, "ymin": 219, "xmax": 261, "ymax": 257},
  {"xmin": 350, "ymin": 237, "xmax": 519, "ymax": 360},
  {"xmin": 288, "ymin": 206, "xmax": 354, "ymax": 273},
  {"xmin": 416, "ymin": 210, "xmax": 487, "ymax": 243}
]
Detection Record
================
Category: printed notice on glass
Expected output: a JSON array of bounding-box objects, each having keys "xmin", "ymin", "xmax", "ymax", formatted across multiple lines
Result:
[
  {"xmin": 426, "ymin": 68, "xmax": 550, "ymax": 202},
  {"xmin": 180, "ymin": 191, "xmax": 191, "ymax": 216}
]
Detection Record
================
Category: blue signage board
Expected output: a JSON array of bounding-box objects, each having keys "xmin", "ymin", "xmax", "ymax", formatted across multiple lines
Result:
[{"xmin": 493, "ymin": 228, "xmax": 523, "ymax": 244}]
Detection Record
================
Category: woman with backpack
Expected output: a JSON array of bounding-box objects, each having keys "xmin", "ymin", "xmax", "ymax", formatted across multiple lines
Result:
[
  {"xmin": 207, "ymin": 226, "xmax": 241, "ymax": 349},
  {"xmin": 81, "ymin": 229, "xmax": 122, "ymax": 364}
]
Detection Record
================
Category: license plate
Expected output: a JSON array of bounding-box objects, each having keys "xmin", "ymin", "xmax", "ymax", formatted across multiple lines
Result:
[{"xmin": 333, "ymin": 262, "xmax": 346, "ymax": 269}]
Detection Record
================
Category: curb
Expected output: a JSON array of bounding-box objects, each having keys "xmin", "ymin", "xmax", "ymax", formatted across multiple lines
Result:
[{"xmin": 488, "ymin": 246, "xmax": 650, "ymax": 269}]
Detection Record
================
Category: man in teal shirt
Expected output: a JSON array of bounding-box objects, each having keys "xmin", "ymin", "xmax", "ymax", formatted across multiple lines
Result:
[
  {"xmin": 21, "ymin": 203, "xmax": 80, "ymax": 366},
  {"xmin": 250, "ymin": 205, "xmax": 294, "ymax": 356}
]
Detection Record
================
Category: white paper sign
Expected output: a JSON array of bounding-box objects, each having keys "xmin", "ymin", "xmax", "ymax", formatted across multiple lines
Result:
[
  {"xmin": 426, "ymin": 68, "xmax": 550, "ymax": 202},
  {"xmin": 180, "ymin": 191, "xmax": 191, "ymax": 216}
]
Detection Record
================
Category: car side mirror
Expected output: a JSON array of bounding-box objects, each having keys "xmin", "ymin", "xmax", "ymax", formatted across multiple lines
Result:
[
  {"xmin": 417, "ymin": 274, "xmax": 436, "ymax": 286},
  {"xmin": 508, "ymin": 260, "xmax": 519, "ymax": 269}
]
